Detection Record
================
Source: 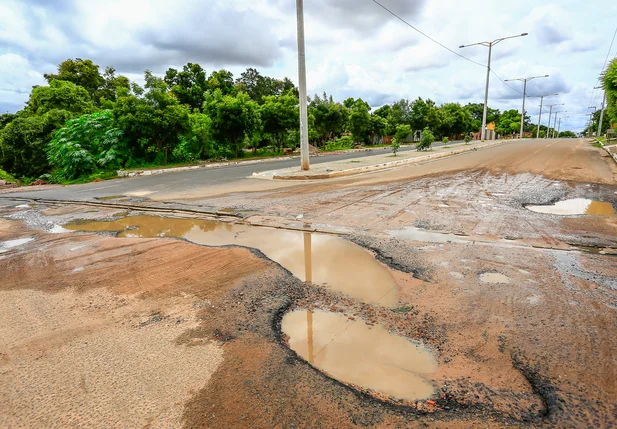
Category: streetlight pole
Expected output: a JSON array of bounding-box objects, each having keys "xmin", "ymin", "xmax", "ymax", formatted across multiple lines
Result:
[
  {"xmin": 460, "ymin": 33, "xmax": 529, "ymax": 141},
  {"xmin": 597, "ymin": 90, "xmax": 607, "ymax": 139},
  {"xmin": 587, "ymin": 106, "xmax": 597, "ymax": 137},
  {"xmin": 534, "ymin": 94, "xmax": 558, "ymax": 138},
  {"xmin": 545, "ymin": 103, "xmax": 564, "ymax": 139},
  {"xmin": 551, "ymin": 111, "xmax": 566, "ymax": 138},
  {"xmin": 296, "ymin": 0, "xmax": 310, "ymax": 171},
  {"xmin": 504, "ymin": 74, "xmax": 549, "ymax": 139}
]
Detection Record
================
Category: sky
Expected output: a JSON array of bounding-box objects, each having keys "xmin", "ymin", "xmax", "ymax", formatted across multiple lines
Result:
[{"xmin": 1, "ymin": 0, "xmax": 616, "ymax": 132}]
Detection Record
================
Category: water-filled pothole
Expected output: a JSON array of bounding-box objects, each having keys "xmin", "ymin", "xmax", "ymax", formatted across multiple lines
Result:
[
  {"xmin": 281, "ymin": 309, "xmax": 437, "ymax": 401},
  {"xmin": 525, "ymin": 199, "xmax": 616, "ymax": 216},
  {"xmin": 65, "ymin": 216, "xmax": 399, "ymax": 306}
]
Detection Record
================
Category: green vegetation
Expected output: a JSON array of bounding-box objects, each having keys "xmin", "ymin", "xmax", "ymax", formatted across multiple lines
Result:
[
  {"xmin": 0, "ymin": 58, "xmax": 579, "ymax": 184},
  {"xmin": 443, "ymin": 136, "xmax": 450, "ymax": 147},
  {"xmin": 464, "ymin": 135, "xmax": 473, "ymax": 144},
  {"xmin": 0, "ymin": 168, "xmax": 18, "ymax": 183},
  {"xmin": 601, "ymin": 58, "xmax": 617, "ymax": 133},
  {"xmin": 417, "ymin": 127, "xmax": 435, "ymax": 151}
]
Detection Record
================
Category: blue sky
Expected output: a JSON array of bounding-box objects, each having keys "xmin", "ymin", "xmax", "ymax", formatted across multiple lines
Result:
[{"xmin": 1, "ymin": 0, "xmax": 615, "ymax": 132}]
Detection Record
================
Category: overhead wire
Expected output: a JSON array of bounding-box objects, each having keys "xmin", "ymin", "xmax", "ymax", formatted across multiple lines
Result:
[
  {"xmin": 371, "ymin": 0, "xmax": 524, "ymax": 96},
  {"xmin": 588, "ymin": 24, "xmax": 617, "ymax": 108}
]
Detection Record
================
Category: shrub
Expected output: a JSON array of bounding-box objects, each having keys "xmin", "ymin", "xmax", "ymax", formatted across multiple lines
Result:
[
  {"xmin": 464, "ymin": 135, "xmax": 472, "ymax": 144},
  {"xmin": 443, "ymin": 136, "xmax": 450, "ymax": 147},
  {"xmin": 325, "ymin": 135, "xmax": 354, "ymax": 152},
  {"xmin": 416, "ymin": 127, "xmax": 434, "ymax": 151}
]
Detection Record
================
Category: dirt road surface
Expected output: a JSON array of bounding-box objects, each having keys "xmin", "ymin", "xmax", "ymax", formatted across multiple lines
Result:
[{"xmin": 1, "ymin": 138, "xmax": 616, "ymax": 428}]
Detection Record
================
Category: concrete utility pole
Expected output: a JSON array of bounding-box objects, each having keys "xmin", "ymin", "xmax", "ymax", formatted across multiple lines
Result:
[
  {"xmin": 545, "ymin": 103, "xmax": 564, "ymax": 139},
  {"xmin": 557, "ymin": 117, "xmax": 562, "ymax": 137},
  {"xmin": 587, "ymin": 106, "xmax": 597, "ymax": 137},
  {"xmin": 551, "ymin": 111, "xmax": 565, "ymax": 138},
  {"xmin": 460, "ymin": 33, "xmax": 528, "ymax": 141},
  {"xmin": 296, "ymin": 0, "xmax": 310, "ymax": 171},
  {"xmin": 596, "ymin": 91, "xmax": 607, "ymax": 138},
  {"xmin": 505, "ymin": 74, "xmax": 549, "ymax": 138}
]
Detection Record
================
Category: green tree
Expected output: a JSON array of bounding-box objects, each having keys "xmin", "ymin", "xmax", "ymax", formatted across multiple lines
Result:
[
  {"xmin": 309, "ymin": 93, "xmax": 346, "ymax": 145},
  {"xmin": 44, "ymin": 58, "xmax": 104, "ymax": 102},
  {"xmin": 393, "ymin": 124, "xmax": 411, "ymax": 155},
  {"xmin": 370, "ymin": 114, "xmax": 388, "ymax": 144},
  {"xmin": 236, "ymin": 68, "xmax": 297, "ymax": 104},
  {"xmin": 260, "ymin": 92, "xmax": 299, "ymax": 153},
  {"xmin": 47, "ymin": 110, "xmax": 126, "ymax": 179},
  {"xmin": 164, "ymin": 63, "xmax": 209, "ymax": 111},
  {"xmin": 208, "ymin": 69, "xmax": 236, "ymax": 96},
  {"xmin": 113, "ymin": 71, "xmax": 190, "ymax": 164},
  {"xmin": 0, "ymin": 80, "xmax": 95, "ymax": 178},
  {"xmin": 349, "ymin": 99, "xmax": 371, "ymax": 143},
  {"xmin": 496, "ymin": 109, "xmax": 522, "ymax": 136},
  {"xmin": 204, "ymin": 90, "xmax": 260, "ymax": 158},
  {"xmin": 417, "ymin": 127, "xmax": 434, "ymax": 151},
  {"xmin": 439, "ymin": 103, "xmax": 472, "ymax": 138},
  {"xmin": 464, "ymin": 103, "xmax": 500, "ymax": 132},
  {"xmin": 603, "ymin": 58, "xmax": 617, "ymax": 127}
]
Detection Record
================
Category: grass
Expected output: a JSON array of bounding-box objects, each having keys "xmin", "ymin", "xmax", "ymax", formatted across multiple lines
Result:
[
  {"xmin": 0, "ymin": 169, "xmax": 19, "ymax": 184},
  {"xmin": 593, "ymin": 142, "xmax": 604, "ymax": 148}
]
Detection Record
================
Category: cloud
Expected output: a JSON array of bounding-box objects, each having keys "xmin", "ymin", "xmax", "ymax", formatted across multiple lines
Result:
[{"xmin": 0, "ymin": 54, "xmax": 46, "ymax": 112}]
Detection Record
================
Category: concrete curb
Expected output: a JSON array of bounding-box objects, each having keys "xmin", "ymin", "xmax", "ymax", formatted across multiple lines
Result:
[
  {"xmin": 266, "ymin": 140, "xmax": 507, "ymax": 181},
  {"xmin": 594, "ymin": 139, "xmax": 617, "ymax": 165}
]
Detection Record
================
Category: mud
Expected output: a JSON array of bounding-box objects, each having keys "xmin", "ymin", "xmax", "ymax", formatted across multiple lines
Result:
[
  {"xmin": 65, "ymin": 215, "xmax": 400, "ymax": 306},
  {"xmin": 282, "ymin": 309, "xmax": 438, "ymax": 401}
]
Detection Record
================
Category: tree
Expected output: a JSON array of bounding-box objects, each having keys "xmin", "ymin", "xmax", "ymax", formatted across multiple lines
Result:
[
  {"xmin": 113, "ymin": 71, "xmax": 190, "ymax": 164},
  {"xmin": 164, "ymin": 63, "xmax": 209, "ymax": 111},
  {"xmin": 373, "ymin": 105, "xmax": 391, "ymax": 119},
  {"xmin": 496, "ymin": 109, "xmax": 522, "ymax": 136},
  {"xmin": 236, "ymin": 68, "xmax": 298, "ymax": 104},
  {"xmin": 603, "ymin": 58, "xmax": 617, "ymax": 127},
  {"xmin": 439, "ymin": 103, "xmax": 472, "ymax": 138},
  {"xmin": 208, "ymin": 69, "xmax": 236, "ymax": 96},
  {"xmin": 47, "ymin": 110, "xmax": 127, "ymax": 179},
  {"xmin": 388, "ymin": 99, "xmax": 412, "ymax": 133},
  {"xmin": 309, "ymin": 93, "xmax": 346, "ymax": 145},
  {"xmin": 0, "ymin": 80, "xmax": 95, "ymax": 178},
  {"xmin": 349, "ymin": 99, "xmax": 371, "ymax": 143},
  {"xmin": 417, "ymin": 127, "xmax": 434, "ymax": 151},
  {"xmin": 260, "ymin": 92, "xmax": 299, "ymax": 153},
  {"xmin": 0, "ymin": 113, "xmax": 16, "ymax": 130},
  {"xmin": 370, "ymin": 114, "xmax": 388, "ymax": 144},
  {"xmin": 464, "ymin": 103, "xmax": 500, "ymax": 132},
  {"xmin": 204, "ymin": 90, "xmax": 260, "ymax": 158},
  {"xmin": 44, "ymin": 58, "xmax": 104, "ymax": 102},
  {"xmin": 393, "ymin": 124, "xmax": 411, "ymax": 155}
]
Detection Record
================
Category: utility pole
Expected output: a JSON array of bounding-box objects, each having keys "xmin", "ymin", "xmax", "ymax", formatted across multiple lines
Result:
[
  {"xmin": 557, "ymin": 117, "xmax": 562, "ymax": 137},
  {"xmin": 545, "ymin": 103, "xmax": 564, "ymax": 139},
  {"xmin": 460, "ymin": 33, "xmax": 528, "ymax": 141},
  {"xmin": 537, "ymin": 96, "xmax": 544, "ymax": 139},
  {"xmin": 551, "ymin": 111, "xmax": 565, "ymax": 138},
  {"xmin": 296, "ymin": 0, "xmax": 310, "ymax": 171},
  {"xmin": 588, "ymin": 106, "xmax": 597, "ymax": 137},
  {"xmin": 597, "ymin": 91, "xmax": 607, "ymax": 138},
  {"xmin": 505, "ymin": 74, "xmax": 549, "ymax": 139}
]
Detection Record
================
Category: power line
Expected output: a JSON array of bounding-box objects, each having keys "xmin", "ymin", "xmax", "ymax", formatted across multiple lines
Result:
[{"xmin": 371, "ymin": 0, "xmax": 524, "ymax": 96}]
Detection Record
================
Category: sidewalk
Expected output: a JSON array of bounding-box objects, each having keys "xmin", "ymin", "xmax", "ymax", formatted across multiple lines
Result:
[{"xmin": 253, "ymin": 140, "xmax": 507, "ymax": 180}]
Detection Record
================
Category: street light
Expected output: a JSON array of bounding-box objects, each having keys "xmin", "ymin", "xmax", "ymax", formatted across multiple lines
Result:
[
  {"xmin": 594, "ymin": 86, "xmax": 607, "ymax": 138},
  {"xmin": 460, "ymin": 32, "xmax": 529, "ymax": 141},
  {"xmin": 296, "ymin": 0, "xmax": 310, "ymax": 170},
  {"xmin": 587, "ymin": 106, "xmax": 597, "ymax": 138},
  {"xmin": 545, "ymin": 103, "xmax": 564, "ymax": 139},
  {"xmin": 534, "ymin": 93, "xmax": 558, "ymax": 138},
  {"xmin": 551, "ymin": 111, "xmax": 566, "ymax": 138},
  {"xmin": 504, "ymin": 74, "xmax": 549, "ymax": 138}
]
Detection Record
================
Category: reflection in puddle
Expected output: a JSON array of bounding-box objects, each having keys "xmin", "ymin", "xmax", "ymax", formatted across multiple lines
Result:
[
  {"xmin": 388, "ymin": 226, "xmax": 465, "ymax": 243},
  {"xmin": 282, "ymin": 309, "xmax": 437, "ymax": 401},
  {"xmin": 65, "ymin": 216, "xmax": 399, "ymax": 307},
  {"xmin": 479, "ymin": 273, "xmax": 511, "ymax": 284},
  {"xmin": 94, "ymin": 196, "xmax": 125, "ymax": 201},
  {"xmin": 526, "ymin": 199, "xmax": 616, "ymax": 216}
]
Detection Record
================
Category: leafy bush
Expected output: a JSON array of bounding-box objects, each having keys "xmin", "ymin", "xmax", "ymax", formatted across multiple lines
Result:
[
  {"xmin": 443, "ymin": 136, "xmax": 450, "ymax": 147},
  {"xmin": 324, "ymin": 135, "xmax": 354, "ymax": 152},
  {"xmin": 416, "ymin": 127, "xmax": 434, "ymax": 151},
  {"xmin": 464, "ymin": 135, "xmax": 472, "ymax": 144},
  {"xmin": 47, "ymin": 110, "xmax": 127, "ymax": 180}
]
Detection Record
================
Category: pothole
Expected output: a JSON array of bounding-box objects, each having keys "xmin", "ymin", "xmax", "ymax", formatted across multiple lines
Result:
[
  {"xmin": 479, "ymin": 273, "xmax": 512, "ymax": 284},
  {"xmin": 0, "ymin": 237, "xmax": 34, "ymax": 253},
  {"xmin": 281, "ymin": 309, "xmax": 438, "ymax": 402},
  {"xmin": 525, "ymin": 199, "xmax": 616, "ymax": 216},
  {"xmin": 64, "ymin": 216, "xmax": 399, "ymax": 307}
]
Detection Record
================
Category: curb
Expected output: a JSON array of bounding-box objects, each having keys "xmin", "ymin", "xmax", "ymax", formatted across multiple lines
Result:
[
  {"xmin": 267, "ymin": 140, "xmax": 507, "ymax": 181},
  {"xmin": 594, "ymin": 139, "xmax": 617, "ymax": 165}
]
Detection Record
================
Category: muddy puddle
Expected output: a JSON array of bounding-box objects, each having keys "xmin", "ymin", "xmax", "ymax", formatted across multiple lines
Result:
[
  {"xmin": 526, "ymin": 198, "xmax": 616, "ymax": 216},
  {"xmin": 281, "ymin": 309, "xmax": 437, "ymax": 401},
  {"xmin": 0, "ymin": 237, "xmax": 34, "ymax": 252},
  {"xmin": 64, "ymin": 216, "xmax": 399, "ymax": 307}
]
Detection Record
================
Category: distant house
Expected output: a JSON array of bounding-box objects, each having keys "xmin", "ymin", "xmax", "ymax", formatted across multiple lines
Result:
[{"xmin": 473, "ymin": 122, "xmax": 496, "ymax": 141}]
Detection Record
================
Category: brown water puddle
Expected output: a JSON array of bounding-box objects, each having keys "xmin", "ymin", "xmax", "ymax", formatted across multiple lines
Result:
[
  {"xmin": 526, "ymin": 199, "xmax": 616, "ymax": 216},
  {"xmin": 65, "ymin": 216, "xmax": 399, "ymax": 307},
  {"xmin": 282, "ymin": 309, "xmax": 437, "ymax": 401}
]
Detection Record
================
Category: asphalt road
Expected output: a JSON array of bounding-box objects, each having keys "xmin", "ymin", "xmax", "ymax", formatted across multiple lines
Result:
[{"xmin": 0, "ymin": 142, "xmax": 455, "ymax": 202}]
